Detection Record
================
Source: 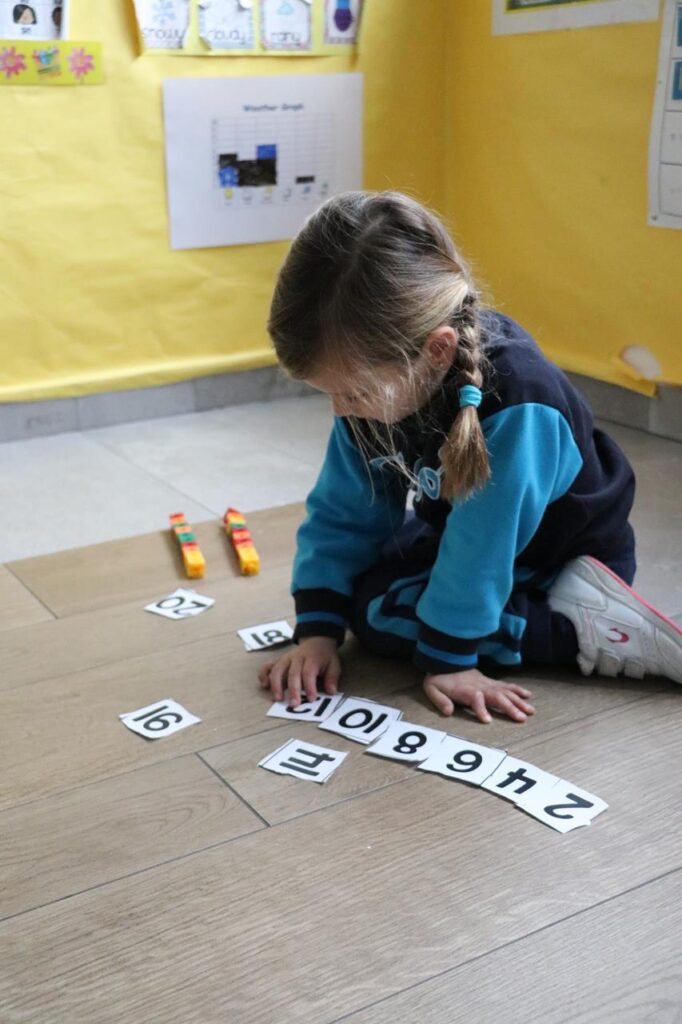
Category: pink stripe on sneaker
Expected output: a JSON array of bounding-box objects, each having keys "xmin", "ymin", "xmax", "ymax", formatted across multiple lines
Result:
[{"xmin": 586, "ymin": 557, "xmax": 682, "ymax": 636}]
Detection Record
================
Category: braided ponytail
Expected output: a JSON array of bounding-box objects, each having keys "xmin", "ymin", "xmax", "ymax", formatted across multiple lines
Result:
[{"xmin": 438, "ymin": 297, "xmax": 491, "ymax": 501}]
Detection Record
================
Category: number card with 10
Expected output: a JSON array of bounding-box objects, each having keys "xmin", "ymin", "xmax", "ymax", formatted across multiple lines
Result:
[{"xmin": 319, "ymin": 696, "xmax": 402, "ymax": 745}]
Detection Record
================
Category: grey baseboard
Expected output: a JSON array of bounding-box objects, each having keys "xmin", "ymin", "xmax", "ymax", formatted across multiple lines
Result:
[
  {"xmin": 0, "ymin": 366, "xmax": 315, "ymax": 443},
  {"xmin": 0, "ymin": 366, "xmax": 679, "ymax": 445}
]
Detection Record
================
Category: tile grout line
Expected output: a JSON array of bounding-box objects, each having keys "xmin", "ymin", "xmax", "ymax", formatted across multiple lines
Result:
[
  {"xmin": 194, "ymin": 751, "xmax": 272, "ymax": 829},
  {"xmin": 2, "ymin": 563, "xmax": 58, "ymax": 620},
  {"xmin": 324, "ymin": 861, "xmax": 682, "ymax": 1024}
]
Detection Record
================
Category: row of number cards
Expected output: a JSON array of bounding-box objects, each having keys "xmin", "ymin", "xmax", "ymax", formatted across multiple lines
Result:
[{"xmin": 259, "ymin": 695, "xmax": 607, "ymax": 834}]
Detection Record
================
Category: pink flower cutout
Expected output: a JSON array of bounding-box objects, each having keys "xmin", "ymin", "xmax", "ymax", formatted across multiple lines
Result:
[
  {"xmin": 68, "ymin": 47, "xmax": 95, "ymax": 80},
  {"xmin": 0, "ymin": 47, "xmax": 27, "ymax": 80}
]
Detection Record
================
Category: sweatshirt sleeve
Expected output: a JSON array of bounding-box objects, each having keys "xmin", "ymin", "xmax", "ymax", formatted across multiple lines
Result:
[
  {"xmin": 414, "ymin": 402, "xmax": 584, "ymax": 675},
  {"xmin": 292, "ymin": 417, "xmax": 408, "ymax": 644}
]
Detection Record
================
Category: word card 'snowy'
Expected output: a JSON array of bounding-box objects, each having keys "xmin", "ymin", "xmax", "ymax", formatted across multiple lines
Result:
[
  {"xmin": 319, "ymin": 697, "xmax": 402, "ymax": 745},
  {"xmin": 259, "ymin": 739, "xmax": 347, "ymax": 784},
  {"xmin": 365, "ymin": 720, "xmax": 447, "ymax": 764},
  {"xmin": 418, "ymin": 735, "xmax": 507, "ymax": 786},
  {"xmin": 238, "ymin": 620, "xmax": 294, "ymax": 651},
  {"xmin": 267, "ymin": 692, "xmax": 345, "ymax": 722},
  {"xmin": 145, "ymin": 588, "xmax": 215, "ymax": 619},
  {"xmin": 120, "ymin": 699, "xmax": 201, "ymax": 739}
]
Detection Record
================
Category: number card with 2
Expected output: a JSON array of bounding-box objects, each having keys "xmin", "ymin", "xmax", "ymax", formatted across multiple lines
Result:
[
  {"xmin": 517, "ymin": 779, "xmax": 608, "ymax": 833},
  {"xmin": 267, "ymin": 692, "xmax": 345, "ymax": 722},
  {"xmin": 259, "ymin": 739, "xmax": 347, "ymax": 784},
  {"xmin": 417, "ymin": 735, "xmax": 507, "ymax": 786},
  {"xmin": 119, "ymin": 699, "xmax": 201, "ymax": 739},
  {"xmin": 145, "ymin": 589, "xmax": 215, "ymax": 620},
  {"xmin": 366, "ymin": 720, "xmax": 446, "ymax": 764},
  {"xmin": 319, "ymin": 697, "xmax": 402, "ymax": 745},
  {"xmin": 238, "ymin": 620, "xmax": 294, "ymax": 652}
]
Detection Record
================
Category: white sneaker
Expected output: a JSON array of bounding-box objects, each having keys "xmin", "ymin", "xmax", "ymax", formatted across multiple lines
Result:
[{"xmin": 548, "ymin": 556, "xmax": 682, "ymax": 684}]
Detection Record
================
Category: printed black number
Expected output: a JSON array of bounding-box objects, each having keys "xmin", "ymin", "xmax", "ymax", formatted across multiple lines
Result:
[
  {"xmin": 156, "ymin": 596, "xmax": 207, "ymax": 618},
  {"xmin": 393, "ymin": 731, "xmax": 427, "ymax": 755},
  {"xmin": 286, "ymin": 697, "xmax": 332, "ymax": 717},
  {"xmin": 338, "ymin": 709, "xmax": 388, "ymax": 734},
  {"xmin": 250, "ymin": 629, "xmax": 288, "ymax": 648},
  {"xmin": 544, "ymin": 793, "xmax": 594, "ymax": 820},
  {"xmin": 446, "ymin": 750, "xmax": 483, "ymax": 773},
  {"xmin": 132, "ymin": 704, "xmax": 183, "ymax": 732}
]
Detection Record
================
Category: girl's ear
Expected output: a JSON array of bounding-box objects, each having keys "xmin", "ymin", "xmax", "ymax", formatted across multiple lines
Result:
[{"xmin": 424, "ymin": 326, "xmax": 458, "ymax": 370}]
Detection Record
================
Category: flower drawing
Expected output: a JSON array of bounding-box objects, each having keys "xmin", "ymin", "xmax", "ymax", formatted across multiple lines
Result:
[
  {"xmin": 68, "ymin": 46, "xmax": 95, "ymax": 80},
  {"xmin": 0, "ymin": 46, "xmax": 27, "ymax": 80}
]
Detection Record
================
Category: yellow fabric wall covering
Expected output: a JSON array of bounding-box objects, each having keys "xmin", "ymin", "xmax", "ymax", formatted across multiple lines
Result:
[
  {"xmin": 444, "ymin": 2, "xmax": 681, "ymax": 396},
  {"xmin": 0, "ymin": 1, "xmax": 447, "ymax": 401}
]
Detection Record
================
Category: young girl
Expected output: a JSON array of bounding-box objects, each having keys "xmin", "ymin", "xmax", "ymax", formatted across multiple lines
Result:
[{"xmin": 259, "ymin": 191, "xmax": 682, "ymax": 723}]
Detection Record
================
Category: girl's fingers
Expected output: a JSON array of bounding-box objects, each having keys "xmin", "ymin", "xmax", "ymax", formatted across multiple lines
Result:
[
  {"xmin": 508, "ymin": 692, "xmax": 535, "ymax": 715},
  {"xmin": 424, "ymin": 681, "xmax": 454, "ymax": 717},
  {"xmin": 493, "ymin": 693, "xmax": 527, "ymax": 723},
  {"xmin": 505, "ymin": 683, "xmax": 534, "ymax": 699},
  {"xmin": 258, "ymin": 661, "xmax": 275, "ymax": 688},
  {"xmin": 286, "ymin": 659, "xmax": 304, "ymax": 707},
  {"xmin": 471, "ymin": 690, "xmax": 492, "ymax": 724},
  {"xmin": 301, "ymin": 660, "xmax": 320, "ymax": 703},
  {"xmin": 323, "ymin": 660, "xmax": 341, "ymax": 695},
  {"xmin": 269, "ymin": 658, "xmax": 291, "ymax": 703}
]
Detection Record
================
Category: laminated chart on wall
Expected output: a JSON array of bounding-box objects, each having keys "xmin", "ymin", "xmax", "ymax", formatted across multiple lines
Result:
[
  {"xmin": 492, "ymin": 0, "xmax": 660, "ymax": 35},
  {"xmin": 132, "ymin": 0, "xmax": 363, "ymax": 56},
  {"xmin": 0, "ymin": 39, "xmax": 101, "ymax": 83},
  {"xmin": 0, "ymin": 0, "xmax": 70, "ymax": 40},
  {"xmin": 649, "ymin": 0, "xmax": 682, "ymax": 228},
  {"xmin": 163, "ymin": 72, "xmax": 363, "ymax": 249}
]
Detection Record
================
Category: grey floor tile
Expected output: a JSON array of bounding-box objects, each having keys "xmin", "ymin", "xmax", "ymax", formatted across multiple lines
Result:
[
  {"xmin": 0, "ymin": 398, "xmax": 78, "ymax": 443},
  {"xmin": 0, "ymin": 434, "xmax": 214, "ymax": 562},
  {"xmin": 76, "ymin": 381, "xmax": 196, "ymax": 431}
]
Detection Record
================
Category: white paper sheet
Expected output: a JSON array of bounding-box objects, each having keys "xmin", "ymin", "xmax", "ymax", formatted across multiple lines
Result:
[
  {"xmin": 517, "ymin": 778, "xmax": 609, "ymax": 832},
  {"xmin": 133, "ymin": 0, "xmax": 190, "ymax": 49},
  {"xmin": 145, "ymin": 588, "xmax": 215, "ymax": 619},
  {"xmin": 120, "ymin": 699, "xmax": 201, "ymax": 739},
  {"xmin": 266, "ymin": 691, "xmax": 345, "ymax": 721},
  {"xmin": 199, "ymin": 0, "xmax": 255, "ymax": 49},
  {"xmin": 259, "ymin": 737, "xmax": 347, "ymax": 782},
  {"xmin": 649, "ymin": 0, "xmax": 682, "ymax": 227},
  {"xmin": 238, "ymin": 619, "xmax": 294, "ymax": 651},
  {"xmin": 365, "ymin": 720, "xmax": 446, "ymax": 764},
  {"xmin": 319, "ymin": 696, "xmax": 402, "ymax": 745},
  {"xmin": 417, "ymin": 735, "xmax": 507, "ymax": 786},
  {"xmin": 0, "ymin": 0, "xmax": 70, "ymax": 40},
  {"xmin": 492, "ymin": 0, "xmax": 659, "ymax": 36},
  {"xmin": 260, "ymin": 0, "xmax": 312, "ymax": 50},
  {"xmin": 163, "ymin": 73, "xmax": 363, "ymax": 249},
  {"xmin": 482, "ymin": 755, "xmax": 559, "ymax": 805}
]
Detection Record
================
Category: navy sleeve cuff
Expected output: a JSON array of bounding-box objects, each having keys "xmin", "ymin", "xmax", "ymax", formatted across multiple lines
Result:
[
  {"xmin": 413, "ymin": 623, "xmax": 480, "ymax": 675},
  {"xmin": 293, "ymin": 588, "xmax": 350, "ymax": 646}
]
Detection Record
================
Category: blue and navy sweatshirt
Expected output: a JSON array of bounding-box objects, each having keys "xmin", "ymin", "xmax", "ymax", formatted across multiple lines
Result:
[{"xmin": 291, "ymin": 310, "xmax": 635, "ymax": 675}]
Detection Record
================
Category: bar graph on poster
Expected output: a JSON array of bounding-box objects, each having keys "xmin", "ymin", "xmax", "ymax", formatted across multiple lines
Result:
[{"xmin": 163, "ymin": 73, "xmax": 362, "ymax": 249}]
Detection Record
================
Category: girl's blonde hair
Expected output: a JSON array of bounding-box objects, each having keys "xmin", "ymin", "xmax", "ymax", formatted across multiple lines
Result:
[{"xmin": 267, "ymin": 191, "xmax": 490, "ymax": 500}]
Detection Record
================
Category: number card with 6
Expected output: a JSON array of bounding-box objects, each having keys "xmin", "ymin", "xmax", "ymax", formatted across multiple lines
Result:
[
  {"xmin": 119, "ymin": 699, "xmax": 201, "ymax": 739},
  {"xmin": 517, "ymin": 779, "xmax": 608, "ymax": 833},
  {"xmin": 267, "ymin": 692, "xmax": 345, "ymax": 722},
  {"xmin": 365, "ymin": 720, "xmax": 446, "ymax": 763},
  {"xmin": 319, "ymin": 697, "xmax": 402, "ymax": 745},
  {"xmin": 237, "ymin": 620, "xmax": 294, "ymax": 652},
  {"xmin": 145, "ymin": 589, "xmax": 215, "ymax": 620},
  {"xmin": 417, "ymin": 735, "xmax": 507, "ymax": 786}
]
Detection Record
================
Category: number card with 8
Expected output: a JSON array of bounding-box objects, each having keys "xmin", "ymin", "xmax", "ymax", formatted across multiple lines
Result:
[
  {"xmin": 417, "ymin": 735, "xmax": 507, "ymax": 786},
  {"xmin": 365, "ymin": 720, "xmax": 446, "ymax": 763},
  {"xmin": 119, "ymin": 699, "xmax": 201, "ymax": 739},
  {"xmin": 319, "ymin": 697, "xmax": 402, "ymax": 745}
]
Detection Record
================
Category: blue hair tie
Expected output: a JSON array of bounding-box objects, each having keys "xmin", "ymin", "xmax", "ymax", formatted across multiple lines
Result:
[{"xmin": 458, "ymin": 384, "xmax": 482, "ymax": 409}]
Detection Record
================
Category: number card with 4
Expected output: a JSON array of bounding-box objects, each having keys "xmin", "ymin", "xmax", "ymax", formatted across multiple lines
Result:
[
  {"xmin": 238, "ymin": 620, "xmax": 294, "ymax": 652},
  {"xmin": 259, "ymin": 739, "xmax": 347, "ymax": 784},
  {"xmin": 481, "ymin": 755, "xmax": 559, "ymax": 805},
  {"xmin": 319, "ymin": 697, "xmax": 402, "ymax": 745},
  {"xmin": 267, "ymin": 692, "xmax": 345, "ymax": 722},
  {"xmin": 119, "ymin": 699, "xmax": 201, "ymax": 739},
  {"xmin": 517, "ymin": 779, "xmax": 608, "ymax": 833},
  {"xmin": 366, "ymin": 720, "xmax": 446, "ymax": 763},
  {"xmin": 145, "ymin": 589, "xmax": 215, "ymax": 620},
  {"xmin": 417, "ymin": 735, "xmax": 507, "ymax": 786}
]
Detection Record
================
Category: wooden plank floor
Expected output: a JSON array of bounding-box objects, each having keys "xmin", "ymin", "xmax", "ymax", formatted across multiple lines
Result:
[{"xmin": 1, "ymin": 501, "xmax": 681, "ymax": 1023}]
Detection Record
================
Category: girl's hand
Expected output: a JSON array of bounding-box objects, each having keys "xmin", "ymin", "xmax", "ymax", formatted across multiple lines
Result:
[
  {"xmin": 423, "ymin": 668, "xmax": 535, "ymax": 724},
  {"xmin": 258, "ymin": 636, "xmax": 341, "ymax": 707}
]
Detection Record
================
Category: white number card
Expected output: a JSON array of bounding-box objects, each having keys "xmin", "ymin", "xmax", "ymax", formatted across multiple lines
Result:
[
  {"xmin": 366, "ymin": 720, "xmax": 446, "ymax": 763},
  {"xmin": 145, "ymin": 589, "xmax": 215, "ymax": 619},
  {"xmin": 238, "ymin": 620, "xmax": 294, "ymax": 651},
  {"xmin": 319, "ymin": 697, "xmax": 402, "ymax": 745},
  {"xmin": 481, "ymin": 755, "xmax": 559, "ymax": 805},
  {"xmin": 517, "ymin": 779, "xmax": 609, "ymax": 833},
  {"xmin": 259, "ymin": 739, "xmax": 347, "ymax": 783},
  {"xmin": 119, "ymin": 699, "xmax": 201, "ymax": 739},
  {"xmin": 266, "ymin": 692, "xmax": 344, "ymax": 722},
  {"xmin": 417, "ymin": 735, "xmax": 507, "ymax": 786}
]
